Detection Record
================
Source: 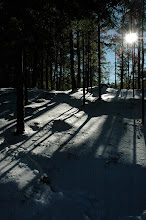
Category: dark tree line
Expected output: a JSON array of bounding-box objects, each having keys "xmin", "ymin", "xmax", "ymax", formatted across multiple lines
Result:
[{"xmin": 0, "ymin": 0, "xmax": 145, "ymax": 133}]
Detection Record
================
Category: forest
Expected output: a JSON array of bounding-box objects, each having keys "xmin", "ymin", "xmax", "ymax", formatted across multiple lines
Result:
[
  {"xmin": 0, "ymin": 0, "xmax": 145, "ymax": 133},
  {"xmin": 0, "ymin": 1, "xmax": 146, "ymax": 219}
]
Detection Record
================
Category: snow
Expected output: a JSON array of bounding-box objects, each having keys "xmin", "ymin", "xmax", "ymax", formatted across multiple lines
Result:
[{"xmin": 0, "ymin": 86, "xmax": 146, "ymax": 220}]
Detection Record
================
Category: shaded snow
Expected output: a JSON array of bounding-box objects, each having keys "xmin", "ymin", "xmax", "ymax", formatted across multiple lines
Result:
[{"xmin": 0, "ymin": 87, "xmax": 146, "ymax": 220}]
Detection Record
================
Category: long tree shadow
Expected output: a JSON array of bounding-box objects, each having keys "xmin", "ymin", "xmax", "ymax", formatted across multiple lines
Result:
[
  {"xmin": 0, "ymin": 106, "xmax": 77, "ymax": 164},
  {"xmin": 0, "ymin": 88, "xmax": 146, "ymax": 219},
  {"xmin": 1, "ymin": 88, "xmax": 143, "ymax": 161}
]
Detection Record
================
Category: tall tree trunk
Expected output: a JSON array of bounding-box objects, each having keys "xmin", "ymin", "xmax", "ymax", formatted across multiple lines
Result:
[
  {"xmin": 24, "ymin": 48, "xmax": 28, "ymax": 105},
  {"xmin": 59, "ymin": 48, "xmax": 63, "ymax": 90},
  {"xmin": 121, "ymin": 33, "xmax": 124, "ymax": 90},
  {"xmin": 115, "ymin": 47, "xmax": 117, "ymax": 88},
  {"xmin": 98, "ymin": 24, "xmax": 101, "ymax": 100},
  {"xmin": 77, "ymin": 29, "xmax": 81, "ymax": 88},
  {"xmin": 89, "ymin": 53, "xmax": 93, "ymax": 94},
  {"xmin": 132, "ymin": 43, "xmax": 135, "ymax": 97},
  {"xmin": 41, "ymin": 51, "xmax": 44, "ymax": 89},
  {"xmin": 55, "ymin": 52, "xmax": 58, "ymax": 90},
  {"xmin": 138, "ymin": 28, "xmax": 141, "ymax": 89},
  {"xmin": 85, "ymin": 57, "xmax": 88, "ymax": 89},
  {"xmin": 127, "ymin": 46, "xmax": 130, "ymax": 90},
  {"xmin": 24, "ymin": 69, "xmax": 28, "ymax": 106},
  {"xmin": 59, "ymin": 65, "xmax": 62, "ymax": 90},
  {"xmin": 70, "ymin": 31, "xmax": 76, "ymax": 91},
  {"xmin": 16, "ymin": 46, "xmax": 25, "ymax": 134},
  {"xmin": 82, "ymin": 33, "xmax": 85, "ymax": 105},
  {"xmin": 50, "ymin": 62, "xmax": 53, "ymax": 90},
  {"xmin": 62, "ymin": 65, "xmax": 65, "ymax": 90},
  {"xmin": 141, "ymin": 0, "xmax": 145, "ymax": 124},
  {"xmin": 30, "ymin": 55, "xmax": 33, "ymax": 87},
  {"xmin": 121, "ymin": 7, "xmax": 126, "ymax": 91},
  {"xmin": 46, "ymin": 51, "xmax": 49, "ymax": 90},
  {"xmin": 32, "ymin": 49, "xmax": 38, "ymax": 88},
  {"xmin": 130, "ymin": 7, "xmax": 134, "ymax": 96},
  {"xmin": 53, "ymin": 66, "xmax": 56, "ymax": 90},
  {"xmin": 87, "ymin": 36, "xmax": 90, "ymax": 93}
]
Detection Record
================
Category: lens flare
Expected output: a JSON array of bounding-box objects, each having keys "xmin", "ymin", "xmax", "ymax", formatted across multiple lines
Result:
[{"xmin": 125, "ymin": 33, "xmax": 138, "ymax": 43}]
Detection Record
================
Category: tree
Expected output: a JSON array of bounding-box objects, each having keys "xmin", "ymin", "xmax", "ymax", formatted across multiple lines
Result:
[
  {"xmin": 82, "ymin": 30, "xmax": 85, "ymax": 105},
  {"xmin": 98, "ymin": 24, "xmax": 102, "ymax": 99},
  {"xmin": 70, "ymin": 30, "xmax": 76, "ymax": 91},
  {"xmin": 1, "ymin": 0, "xmax": 125, "ymax": 134},
  {"xmin": 141, "ymin": 0, "xmax": 145, "ymax": 124},
  {"xmin": 16, "ymin": 46, "xmax": 25, "ymax": 134}
]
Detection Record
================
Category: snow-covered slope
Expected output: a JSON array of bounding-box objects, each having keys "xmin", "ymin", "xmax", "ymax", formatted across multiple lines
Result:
[{"xmin": 0, "ymin": 87, "xmax": 146, "ymax": 220}]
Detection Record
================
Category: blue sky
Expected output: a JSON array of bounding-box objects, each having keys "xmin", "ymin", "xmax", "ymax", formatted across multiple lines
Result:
[{"xmin": 105, "ymin": 30, "xmax": 146, "ymax": 84}]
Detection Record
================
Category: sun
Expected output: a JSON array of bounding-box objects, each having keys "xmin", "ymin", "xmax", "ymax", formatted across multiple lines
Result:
[{"xmin": 125, "ymin": 33, "xmax": 138, "ymax": 44}]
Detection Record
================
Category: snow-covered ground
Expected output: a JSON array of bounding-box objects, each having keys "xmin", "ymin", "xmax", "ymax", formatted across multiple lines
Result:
[{"xmin": 0, "ymin": 86, "xmax": 146, "ymax": 220}]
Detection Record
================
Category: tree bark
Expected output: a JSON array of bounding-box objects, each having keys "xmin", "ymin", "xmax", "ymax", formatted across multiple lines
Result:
[
  {"xmin": 41, "ymin": 51, "xmax": 44, "ymax": 89},
  {"xmin": 55, "ymin": 51, "xmax": 58, "ymax": 90},
  {"xmin": 24, "ymin": 48, "xmax": 28, "ymax": 105},
  {"xmin": 138, "ymin": 28, "xmax": 141, "ymax": 89},
  {"xmin": 127, "ymin": 45, "xmax": 130, "ymax": 90},
  {"xmin": 115, "ymin": 47, "xmax": 117, "ymax": 88},
  {"xmin": 132, "ymin": 43, "xmax": 135, "ymax": 97},
  {"xmin": 98, "ymin": 24, "xmax": 101, "ymax": 100},
  {"xmin": 141, "ymin": 0, "xmax": 145, "ymax": 124},
  {"xmin": 121, "ymin": 33, "xmax": 124, "ymax": 90},
  {"xmin": 59, "ymin": 48, "xmax": 63, "ymax": 90},
  {"xmin": 46, "ymin": 51, "xmax": 49, "ymax": 90},
  {"xmin": 82, "ymin": 33, "xmax": 85, "ymax": 105},
  {"xmin": 50, "ymin": 62, "xmax": 53, "ymax": 90},
  {"xmin": 87, "ymin": 36, "xmax": 90, "ymax": 93},
  {"xmin": 32, "ymin": 49, "xmax": 38, "ymax": 88},
  {"xmin": 70, "ymin": 31, "xmax": 76, "ymax": 91},
  {"xmin": 77, "ymin": 29, "xmax": 81, "ymax": 88},
  {"xmin": 89, "ymin": 53, "xmax": 93, "ymax": 94},
  {"xmin": 16, "ymin": 47, "xmax": 25, "ymax": 134}
]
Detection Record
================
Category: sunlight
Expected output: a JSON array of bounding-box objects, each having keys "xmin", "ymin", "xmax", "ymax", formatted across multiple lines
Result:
[{"xmin": 125, "ymin": 33, "xmax": 138, "ymax": 44}]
